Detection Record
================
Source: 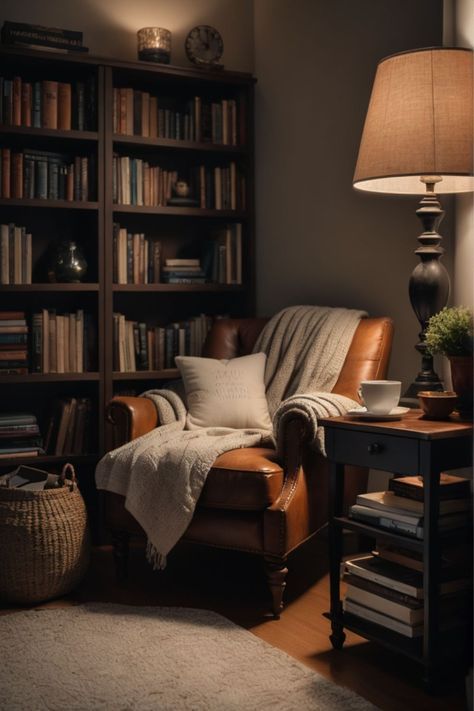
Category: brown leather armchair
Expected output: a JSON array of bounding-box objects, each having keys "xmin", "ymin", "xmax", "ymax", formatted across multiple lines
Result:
[{"xmin": 104, "ymin": 315, "xmax": 394, "ymax": 616}]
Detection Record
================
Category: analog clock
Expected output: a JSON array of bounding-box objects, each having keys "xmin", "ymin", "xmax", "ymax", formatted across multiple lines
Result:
[{"xmin": 185, "ymin": 25, "xmax": 224, "ymax": 67}]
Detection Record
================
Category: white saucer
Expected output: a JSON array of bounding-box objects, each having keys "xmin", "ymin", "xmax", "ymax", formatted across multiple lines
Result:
[{"xmin": 346, "ymin": 406, "xmax": 410, "ymax": 421}]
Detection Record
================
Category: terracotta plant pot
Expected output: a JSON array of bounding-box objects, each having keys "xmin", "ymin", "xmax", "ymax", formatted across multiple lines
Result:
[{"xmin": 449, "ymin": 355, "xmax": 473, "ymax": 419}]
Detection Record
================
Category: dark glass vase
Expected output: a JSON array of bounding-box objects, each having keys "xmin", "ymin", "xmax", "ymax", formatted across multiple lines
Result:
[{"xmin": 49, "ymin": 241, "xmax": 87, "ymax": 283}]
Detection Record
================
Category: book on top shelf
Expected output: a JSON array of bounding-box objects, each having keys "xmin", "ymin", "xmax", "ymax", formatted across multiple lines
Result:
[{"xmin": 389, "ymin": 474, "xmax": 471, "ymax": 501}]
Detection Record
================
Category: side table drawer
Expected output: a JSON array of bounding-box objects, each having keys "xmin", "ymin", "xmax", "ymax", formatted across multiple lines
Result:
[{"xmin": 331, "ymin": 429, "xmax": 418, "ymax": 474}]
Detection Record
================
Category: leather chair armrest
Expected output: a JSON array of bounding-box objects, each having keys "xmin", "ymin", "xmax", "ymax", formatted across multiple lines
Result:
[{"xmin": 106, "ymin": 396, "xmax": 158, "ymax": 447}]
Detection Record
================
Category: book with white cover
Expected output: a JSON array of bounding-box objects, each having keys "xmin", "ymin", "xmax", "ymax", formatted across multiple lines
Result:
[
  {"xmin": 356, "ymin": 490, "xmax": 471, "ymax": 516},
  {"xmin": 344, "ymin": 555, "xmax": 470, "ymax": 599},
  {"xmin": 343, "ymin": 599, "xmax": 423, "ymax": 637},
  {"xmin": 345, "ymin": 583, "xmax": 424, "ymax": 624}
]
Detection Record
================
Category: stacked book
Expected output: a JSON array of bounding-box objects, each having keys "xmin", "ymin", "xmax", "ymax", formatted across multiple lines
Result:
[
  {"xmin": 0, "ymin": 412, "xmax": 44, "ymax": 459},
  {"xmin": 0, "ymin": 223, "xmax": 32, "ymax": 284},
  {"xmin": 44, "ymin": 397, "xmax": 91, "ymax": 455},
  {"xmin": 31, "ymin": 308, "xmax": 94, "ymax": 373},
  {"xmin": 343, "ymin": 474, "xmax": 472, "ymax": 638},
  {"xmin": 1, "ymin": 21, "xmax": 89, "ymax": 55},
  {"xmin": 0, "ymin": 311, "xmax": 28, "ymax": 374},
  {"xmin": 112, "ymin": 89, "xmax": 239, "ymax": 145},
  {"xmin": 0, "ymin": 75, "xmax": 96, "ymax": 130},
  {"xmin": 113, "ymin": 225, "xmax": 161, "ymax": 284},
  {"xmin": 349, "ymin": 475, "xmax": 472, "ymax": 539},
  {"xmin": 162, "ymin": 258, "xmax": 205, "ymax": 284},
  {"xmin": 113, "ymin": 313, "xmax": 216, "ymax": 372},
  {"xmin": 201, "ymin": 224, "xmax": 242, "ymax": 284},
  {"xmin": 0, "ymin": 148, "xmax": 93, "ymax": 201},
  {"xmin": 342, "ymin": 550, "xmax": 471, "ymax": 638}
]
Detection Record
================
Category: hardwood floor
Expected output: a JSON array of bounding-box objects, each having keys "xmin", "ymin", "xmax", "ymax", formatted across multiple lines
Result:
[{"xmin": 1, "ymin": 535, "xmax": 468, "ymax": 711}]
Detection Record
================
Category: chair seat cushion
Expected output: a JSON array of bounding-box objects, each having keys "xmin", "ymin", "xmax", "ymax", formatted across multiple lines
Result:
[{"xmin": 198, "ymin": 447, "xmax": 283, "ymax": 511}]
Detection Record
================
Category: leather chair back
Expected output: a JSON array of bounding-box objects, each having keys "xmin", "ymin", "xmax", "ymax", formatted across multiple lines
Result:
[{"xmin": 203, "ymin": 316, "xmax": 393, "ymax": 401}]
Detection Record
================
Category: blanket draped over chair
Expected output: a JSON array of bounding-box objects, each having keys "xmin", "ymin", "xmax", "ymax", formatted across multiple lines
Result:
[{"xmin": 95, "ymin": 305, "xmax": 366, "ymax": 569}]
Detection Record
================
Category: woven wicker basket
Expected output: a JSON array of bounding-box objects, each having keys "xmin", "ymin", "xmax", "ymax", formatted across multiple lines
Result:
[{"xmin": 0, "ymin": 464, "xmax": 90, "ymax": 604}]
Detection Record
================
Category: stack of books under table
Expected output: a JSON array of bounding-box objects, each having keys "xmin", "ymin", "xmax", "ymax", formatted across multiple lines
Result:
[{"xmin": 342, "ymin": 474, "xmax": 472, "ymax": 638}]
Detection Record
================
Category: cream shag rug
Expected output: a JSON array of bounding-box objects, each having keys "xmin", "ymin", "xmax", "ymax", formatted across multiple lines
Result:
[{"xmin": 0, "ymin": 604, "xmax": 376, "ymax": 710}]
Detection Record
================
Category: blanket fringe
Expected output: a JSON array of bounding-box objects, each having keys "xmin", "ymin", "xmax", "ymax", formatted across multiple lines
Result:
[{"xmin": 146, "ymin": 540, "xmax": 167, "ymax": 571}]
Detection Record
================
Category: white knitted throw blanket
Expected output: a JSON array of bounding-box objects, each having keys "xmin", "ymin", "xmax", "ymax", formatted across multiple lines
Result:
[{"xmin": 95, "ymin": 305, "xmax": 366, "ymax": 568}]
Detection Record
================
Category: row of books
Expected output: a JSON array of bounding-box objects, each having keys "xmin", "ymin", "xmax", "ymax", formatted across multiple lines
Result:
[
  {"xmin": 1, "ymin": 21, "xmax": 89, "ymax": 54},
  {"xmin": 112, "ymin": 223, "xmax": 243, "ymax": 285},
  {"xmin": 113, "ymin": 225, "xmax": 161, "ymax": 284},
  {"xmin": 349, "ymin": 474, "xmax": 472, "ymax": 540},
  {"xmin": 31, "ymin": 309, "xmax": 94, "ymax": 374},
  {"xmin": 112, "ymin": 89, "xmax": 239, "ymax": 145},
  {"xmin": 0, "ymin": 223, "xmax": 32, "ymax": 284},
  {"xmin": 343, "ymin": 473, "xmax": 472, "ymax": 638},
  {"xmin": 202, "ymin": 224, "xmax": 243, "ymax": 285},
  {"xmin": 112, "ymin": 156, "xmax": 245, "ymax": 210},
  {"xmin": 0, "ymin": 148, "xmax": 93, "ymax": 201},
  {"xmin": 0, "ymin": 76, "xmax": 97, "ymax": 131},
  {"xmin": 44, "ymin": 397, "xmax": 91, "ymax": 455},
  {"xmin": 0, "ymin": 311, "xmax": 29, "ymax": 374},
  {"xmin": 113, "ymin": 313, "xmax": 216, "ymax": 372},
  {"xmin": 0, "ymin": 412, "xmax": 44, "ymax": 459}
]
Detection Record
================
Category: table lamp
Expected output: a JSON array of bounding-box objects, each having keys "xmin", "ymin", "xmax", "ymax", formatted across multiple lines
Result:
[{"xmin": 353, "ymin": 47, "xmax": 473, "ymax": 398}]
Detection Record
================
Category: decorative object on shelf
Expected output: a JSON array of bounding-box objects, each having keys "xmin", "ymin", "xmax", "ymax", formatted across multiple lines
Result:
[
  {"xmin": 353, "ymin": 47, "xmax": 474, "ymax": 398},
  {"xmin": 185, "ymin": 25, "xmax": 224, "ymax": 69},
  {"xmin": 48, "ymin": 240, "xmax": 87, "ymax": 283},
  {"xmin": 137, "ymin": 27, "xmax": 171, "ymax": 64},
  {"xmin": 417, "ymin": 390, "xmax": 458, "ymax": 420},
  {"xmin": 167, "ymin": 179, "xmax": 199, "ymax": 207},
  {"xmin": 424, "ymin": 306, "xmax": 473, "ymax": 418}
]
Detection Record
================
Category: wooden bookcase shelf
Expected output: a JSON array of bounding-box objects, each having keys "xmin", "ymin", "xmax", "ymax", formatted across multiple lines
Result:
[
  {"xmin": 113, "ymin": 134, "xmax": 246, "ymax": 154},
  {"xmin": 0, "ymin": 45, "xmax": 255, "ymax": 461},
  {"xmin": 0, "ymin": 284, "xmax": 100, "ymax": 292},
  {"xmin": 113, "ymin": 369, "xmax": 179, "ymax": 381}
]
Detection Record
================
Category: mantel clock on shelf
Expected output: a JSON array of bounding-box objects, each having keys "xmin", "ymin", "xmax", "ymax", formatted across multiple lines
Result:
[{"xmin": 185, "ymin": 25, "xmax": 224, "ymax": 69}]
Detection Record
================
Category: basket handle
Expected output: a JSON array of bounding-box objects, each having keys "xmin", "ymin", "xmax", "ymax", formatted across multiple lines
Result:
[{"xmin": 60, "ymin": 463, "xmax": 77, "ymax": 490}]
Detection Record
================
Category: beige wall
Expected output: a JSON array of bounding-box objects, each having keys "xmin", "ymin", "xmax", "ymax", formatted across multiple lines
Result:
[
  {"xmin": 0, "ymin": 0, "xmax": 254, "ymax": 71},
  {"xmin": 453, "ymin": 0, "xmax": 474, "ymax": 310},
  {"xmin": 254, "ymin": 0, "xmax": 446, "ymax": 392}
]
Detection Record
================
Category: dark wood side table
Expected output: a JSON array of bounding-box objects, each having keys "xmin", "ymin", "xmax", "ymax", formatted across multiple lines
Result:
[{"xmin": 320, "ymin": 409, "xmax": 473, "ymax": 690}]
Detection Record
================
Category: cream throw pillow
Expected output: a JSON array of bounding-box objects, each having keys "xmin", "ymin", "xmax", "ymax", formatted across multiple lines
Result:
[{"xmin": 175, "ymin": 353, "xmax": 272, "ymax": 430}]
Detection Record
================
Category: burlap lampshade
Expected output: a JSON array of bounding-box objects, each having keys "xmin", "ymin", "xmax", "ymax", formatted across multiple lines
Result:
[{"xmin": 353, "ymin": 47, "xmax": 474, "ymax": 195}]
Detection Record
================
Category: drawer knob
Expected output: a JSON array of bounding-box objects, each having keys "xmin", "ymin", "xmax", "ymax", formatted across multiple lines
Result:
[{"xmin": 367, "ymin": 442, "xmax": 384, "ymax": 454}]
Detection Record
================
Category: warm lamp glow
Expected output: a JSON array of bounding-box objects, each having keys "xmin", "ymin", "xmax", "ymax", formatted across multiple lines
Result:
[
  {"xmin": 137, "ymin": 27, "xmax": 171, "ymax": 64},
  {"xmin": 353, "ymin": 47, "xmax": 474, "ymax": 195}
]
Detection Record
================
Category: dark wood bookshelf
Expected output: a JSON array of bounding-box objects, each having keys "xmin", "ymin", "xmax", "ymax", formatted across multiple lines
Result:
[
  {"xmin": 112, "ymin": 205, "xmax": 248, "ymax": 218},
  {"xmin": 0, "ymin": 44, "xmax": 255, "ymax": 462},
  {"xmin": 0, "ymin": 198, "xmax": 99, "ymax": 210},
  {"xmin": 0, "ymin": 373, "xmax": 100, "ymax": 384},
  {"xmin": 113, "ymin": 134, "xmax": 246, "ymax": 154},
  {"xmin": 112, "ymin": 283, "xmax": 243, "ymax": 292},
  {"xmin": 0, "ymin": 125, "xmax": 98, "ymax": 141},
  {"xmin": 0, "ymin": 284, "xmax": 99, "ymax": 292},
  {"xmin": 0, "ymin": 453, "xmax": 98, "ymax": 469},
  {"xmin": 113, "ymin": 369, "xmax": 179, "ymax": 381}
]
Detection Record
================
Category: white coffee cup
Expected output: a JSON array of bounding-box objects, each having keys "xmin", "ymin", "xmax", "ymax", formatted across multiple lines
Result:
[{"xmin": 358, "ymin": 380, "xmax": 401, "ymax": 415}]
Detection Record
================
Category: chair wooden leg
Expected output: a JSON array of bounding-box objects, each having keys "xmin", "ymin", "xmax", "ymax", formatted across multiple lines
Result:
[
  {"xmin": 264, "ymin": 556, "xmax": 288, "ymax": 619},
  {"xmin": 111, "ymin": 530, "xmax": 130, "ymax": 581}
]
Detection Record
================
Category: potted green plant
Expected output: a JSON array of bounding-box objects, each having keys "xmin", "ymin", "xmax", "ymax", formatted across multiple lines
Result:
[{"xmin": 425, "ymin": 306, "xmax": 473, "ymax": 418}]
